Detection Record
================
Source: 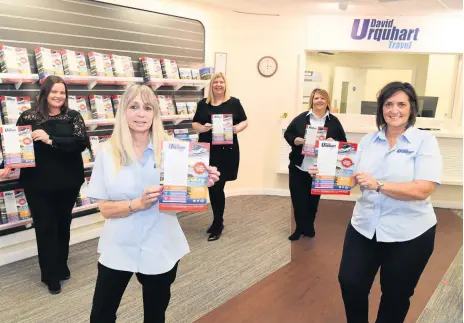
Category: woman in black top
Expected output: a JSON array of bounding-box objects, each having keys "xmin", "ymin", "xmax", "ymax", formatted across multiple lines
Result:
[
  {"xmin": 17, "ymin": 76, "xmax": 89, "ymax": 294},
  {"xmin": 284, "ymin": 89, "xmax": 346, "ymax": 241},
  {"xmin": 192, "ymin": 72, "xmax": 248, "ymax": 241}
]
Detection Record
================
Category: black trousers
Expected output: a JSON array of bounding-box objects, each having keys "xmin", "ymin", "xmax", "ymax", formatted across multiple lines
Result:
[
  {"xmin": 338, "ymin": 223, "xmax": 436, "ymax": 323},
  {"xmin": 288, "ymin": 165, "xmax": 321, "ymax": 233},
  {"xmin": 24, "ymin": 187, "xmax": 81, "ymax": 283},
  {"xmin": 208, "ymin": 177, "xmax": 227, "ymax": 227},
  {"xmin": 90, "ymin": 262, "xmax": 179, "ymax": 323}
]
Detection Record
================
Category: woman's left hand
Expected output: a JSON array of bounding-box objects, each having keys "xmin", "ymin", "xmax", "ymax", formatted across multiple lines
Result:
[
  {"xmin": 31, "ymin": 130, "xmax": 50, "ymax": 144},
  {"xmin": 207, "ymin": 166, "xmax": 220, "ymax": 187},
  {"xmin": 354, "ymin": 171, "xmax": 377, "ymax": 190},
  {"xmin": 233, "ymin": 125, "xmax": 240, "ymax": 134}
]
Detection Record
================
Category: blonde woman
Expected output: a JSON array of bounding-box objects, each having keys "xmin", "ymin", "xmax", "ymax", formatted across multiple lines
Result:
[
  {"xmin": 284, "ymin": 89, "xmax": 346, "ymax": 241},
  {"xmin": 87, "ymin": 84, "xmax": 220, "ymax": 323},
  {"xmin": 192, "ymin": 72, "xmax": 248, "ymax": 241}
]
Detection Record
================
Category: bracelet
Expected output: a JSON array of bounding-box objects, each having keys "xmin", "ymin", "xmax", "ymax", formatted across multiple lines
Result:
[{"xmin": 128, "ymin": 199, "xmax": 135, "ymax": 213}]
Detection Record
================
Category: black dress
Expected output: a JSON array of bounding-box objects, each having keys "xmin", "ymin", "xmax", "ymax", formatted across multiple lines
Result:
[
  {"xmin": 193, "ymin": 97, "xmax": 247, "ymax": 181},
  {"xmin": 16, "ymin": 109, "xmax": 89, "ymax": 284},
  {"xmin": 17, "ymin": 109, "xmax": 88, "ymax": 190}
]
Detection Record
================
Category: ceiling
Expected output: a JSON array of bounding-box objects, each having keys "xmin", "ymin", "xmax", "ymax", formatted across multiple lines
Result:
[{"xmin": 188, "ymin": 0, "xmax": 463, "ymax": 16}]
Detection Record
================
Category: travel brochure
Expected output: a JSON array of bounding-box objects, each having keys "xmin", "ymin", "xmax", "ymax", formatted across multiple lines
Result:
[
  {"xmin": 311, "ymin": 141, "xmax": 358, "ymax": 195},
  {"xmin": 159, "ymin": 141, "xmax": 210, "ymax": 211},
  {"xmin": 302, "ymin": 125, "xmax": 327, "ymax": 156},
  {"xmin": 0, "ymin": 125, "xmax": 36, "ymax": 168},
  {"xmin": 0, "ymin": 189, "xmax": 31, "ymax": 224},
  {"xmin": 212, "ymin": 114, "xmax": 233, "ymax": 145}
]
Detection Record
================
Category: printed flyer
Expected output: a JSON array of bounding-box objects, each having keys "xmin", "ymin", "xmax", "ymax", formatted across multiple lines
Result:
[
  {"xmin": 311, "ymin": 141, "xmax": 358, "ymax": 195},
  {"xmin": 302, "ymin": 125, "xmax": 327, "ymax": 156},
  {"xmin": 0, "ymin": 125, "xmax": 35, "ymax": 168},
  {"xmin": 212, "ymin": 114, "xmax": 233, "ymax": 145},
  {"xmin": 159, "ymin": 141, "xmax": 210, "ymax": 211}
]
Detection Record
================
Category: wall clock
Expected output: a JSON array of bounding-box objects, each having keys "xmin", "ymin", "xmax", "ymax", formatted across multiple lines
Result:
[{"xmin": 257, "ymin": 56, "xmax": 278, "ymax": 77}]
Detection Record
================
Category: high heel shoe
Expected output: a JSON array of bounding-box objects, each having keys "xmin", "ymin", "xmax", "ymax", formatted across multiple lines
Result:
[
  {"xmin": 208, "ymin": 224, "xmax": 224, "ymax": 241},
  {"xmin": 288, "ymin": 230, "xmax": 302, "ymax": 241}
]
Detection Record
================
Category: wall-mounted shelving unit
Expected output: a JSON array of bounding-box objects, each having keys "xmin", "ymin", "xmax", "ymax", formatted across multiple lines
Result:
[{"xmin": 0, "ymin": 0, "xmax": 207, "ymax": 244}]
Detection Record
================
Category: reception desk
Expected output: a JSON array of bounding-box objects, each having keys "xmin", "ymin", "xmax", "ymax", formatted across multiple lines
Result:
[{"xmin": 277, "ymin": 117, "xmax": 463, "ymax": 209}]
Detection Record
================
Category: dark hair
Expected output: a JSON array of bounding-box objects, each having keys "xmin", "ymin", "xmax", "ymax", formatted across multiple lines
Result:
[
  {"xmin": 36, "ymin": 75, "xmax": 70, "ymax": 121},
  {"xmin": 376, "ymin": 81, "xmax": 418, "ymax": 130}
]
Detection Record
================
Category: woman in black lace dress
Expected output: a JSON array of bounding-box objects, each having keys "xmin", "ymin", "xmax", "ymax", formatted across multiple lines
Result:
[{"xmin": 16, "ymin": 75, "xmax": 89, "ymax": 294}]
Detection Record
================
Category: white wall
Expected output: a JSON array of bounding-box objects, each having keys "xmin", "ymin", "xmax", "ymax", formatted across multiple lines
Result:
[
  {"xmin": 95, "ymin": 0, "xmax": 306, "ymax": 192},
  {"xmin": 425, "ymin": 54, "xmax": 460, "ymax": 119}
]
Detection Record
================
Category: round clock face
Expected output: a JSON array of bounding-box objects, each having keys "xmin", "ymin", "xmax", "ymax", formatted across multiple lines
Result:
[{"xmin": 258, "ymin": 56, "xmax": 278, "ymax": 77}]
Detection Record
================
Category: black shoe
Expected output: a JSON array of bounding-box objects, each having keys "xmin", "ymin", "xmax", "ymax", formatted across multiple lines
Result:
[
  {"xmin": 206, "ymin": 225, "xmax": 213, "ymax": 234},
  {"xmin": 208, "ymin": 224, "xmax": 224, "ymax": 241},
  {"xmin": 47, "ymin": 281, "xmax": 62, "ymax": 295},
  {"xmin": 288, "ymin": 231, "xmax": 302, "ymax": 241},
  {"xmin": 61, "ymin": 274, "xmax": 70, "ymax": 281},
  {"xmin": 303, "ymin": 228, "xmax": 315, "ymax": 238}
]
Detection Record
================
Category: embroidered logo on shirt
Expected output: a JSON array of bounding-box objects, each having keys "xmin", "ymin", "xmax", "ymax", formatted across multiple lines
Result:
[{"xmin": 397, "ymin": 149, "xmax": 414, "ymax": 154}]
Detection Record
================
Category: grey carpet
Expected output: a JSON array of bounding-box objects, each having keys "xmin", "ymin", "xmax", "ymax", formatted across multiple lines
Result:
[
  {"xmin": 0, "ymin": 196, "xmax": 291, "ymax": 323},
  {"xmin": 0, "ymin": 197, "xmax": 461, "ymax": 323}
]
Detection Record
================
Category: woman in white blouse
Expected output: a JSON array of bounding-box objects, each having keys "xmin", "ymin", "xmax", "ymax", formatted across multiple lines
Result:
[{"xmin": 87, "ymin": 84, "xmax": 220, "ymax": 323}]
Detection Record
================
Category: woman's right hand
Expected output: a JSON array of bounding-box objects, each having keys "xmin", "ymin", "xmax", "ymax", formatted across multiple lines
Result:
[
  {"xmin": 308, "ymin": 166, "xmax": 319, "ymax": 176},
  {"xmin": 135, "ymin": 186, "xmax": 164, "ymax": 210},
  {"xmin": 294, "ymin": 137, "xmax": 305, "ymax": 146},
  {"xmin": 203, "ymin": 123, "xmax": 212, "ymax": 133},
  {"xmin": 0, "ymin": 168, "xmax": 12, "ymax": 179}
]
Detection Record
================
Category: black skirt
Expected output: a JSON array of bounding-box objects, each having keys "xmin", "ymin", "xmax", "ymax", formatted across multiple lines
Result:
[{"xmin": 209, "ymin": 144, "xmax": 240, "ymax": 181}]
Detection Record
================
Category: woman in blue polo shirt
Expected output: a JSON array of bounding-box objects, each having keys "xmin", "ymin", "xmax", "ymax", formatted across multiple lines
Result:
[
  {"xmin": 311, "ymin": 82, "xmax": 442, "ymax": 323},
  {"xmin": 86, "ymin": 84, "xmax": 220, "ymax": 323}
]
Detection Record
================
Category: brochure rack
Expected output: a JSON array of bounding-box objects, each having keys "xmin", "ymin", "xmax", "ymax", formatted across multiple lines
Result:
[{"xmin": 0, "ymin": 55, "xmax": 207, "ymax": 236}]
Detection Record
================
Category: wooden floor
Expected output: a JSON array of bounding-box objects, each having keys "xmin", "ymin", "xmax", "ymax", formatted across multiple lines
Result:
[{"xmin": 195, "ymin": 200, "xmax": 463, "ymax": 323}]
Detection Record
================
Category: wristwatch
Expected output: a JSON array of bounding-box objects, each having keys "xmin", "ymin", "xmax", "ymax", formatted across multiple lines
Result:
[
  {"xmin": 376, "ymin": 180, "xmax": 385, "ymax": 192},
  {"xmin": 128, "ymin": 199, "xmax": 135, "ymax": 213}
]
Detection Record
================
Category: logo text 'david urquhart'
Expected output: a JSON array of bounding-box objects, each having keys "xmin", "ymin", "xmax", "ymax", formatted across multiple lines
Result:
[{"xmin": 351, "ymin": 19, "xmax": 420, "ymax": 49}]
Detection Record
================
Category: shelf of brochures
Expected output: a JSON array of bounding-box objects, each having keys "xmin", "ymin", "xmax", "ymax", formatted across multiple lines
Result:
[
  {"xmin": 0, "ymin": 203, "xmax": 99, "ymax": 232},
  {"xmin": 147, "ymin": 79, "xmax": 209, "ymax": 91},
  {"xmin": 0, "ymin": 218, "xmax": 33, "ymax": 231},
  {"xmin": 57, "ymin": 75, "xmax": 143, "ymax": 90},
  {"xmin": 72, "ymin": 203, "xmax": 98, "ymax": 214},
  {"xmin": 84, "ymin": 115, "xmax": 193, "ymax": 128},
  {"xmin": 0, "ymin": 73, "xmax": 39, "ymax": 90},
  {"xmin": 84, "ymin": 118, "xmax": 115, "ymax": 130},
  {"xmin": 160, "ymin": 114, "xmax": 194, "ymax": 125}
]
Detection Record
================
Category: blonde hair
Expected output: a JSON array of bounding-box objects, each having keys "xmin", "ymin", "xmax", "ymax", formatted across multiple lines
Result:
[
  {"xmin": 309, "ymin": 88, "xmax": 331, "ymax": 111},
  {"xmin": 206, "ymin": 72, "xmax": 231, "ymax": 104},
  {"xmin": 108, "ymin": 84, "xmax": 170, "ymax": 172}
]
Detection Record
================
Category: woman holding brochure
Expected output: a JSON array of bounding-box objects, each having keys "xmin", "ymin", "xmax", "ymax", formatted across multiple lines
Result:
[
  {"xmin": 192, "ymin": 72, "xmax": 248, "ymax": 241},
  {"xmin": 284, "ymin": 88, "xmax": 346, "ymax": 241},
  {"xmin": 87, "ymin": 84, "xmax": 220, "ymax": 323},
  {"xmin": 0, "ymin": 75, "xmax": 89, "ymax": 295},
  {"xmin": 310, "ymin": 82, "xmax": 442, "ymax": 323}
]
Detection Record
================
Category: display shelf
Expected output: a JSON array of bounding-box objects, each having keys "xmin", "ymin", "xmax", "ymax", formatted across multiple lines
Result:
[
  {"xmin": 72, "ymin": 203, "xmax": 98, "ymax": 214},
  {"xmin": 0, "ymin": 73, "xmax": 39, "ymax": 89},
  {"xmin": 39, "ymin": 75, "xmax": 143, "ymax": 89},
  {"xmin": 85, "ymin": 116, "xmax": 193, "ymax": 128},
  {"xmin": 147, "ymin": 79, "xmax": 209, "ymax": 91},
  {"xmin": 85, "ymin": 118, "xmax": 116, "ymax": 131},
  {"xmin": 85, "ymin": 119, "xmax": 116, "ymax": 126},
  {"xmin": 161, "ymin": 114, "xmax": 194, "ymax": 125},
  {"xmin": 90, "ymin": 76, "xmax": 143, "ymax": 90},
  {"xmin": 0, "ymin": 218, "xmax": 33, "ymax": 231}
]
